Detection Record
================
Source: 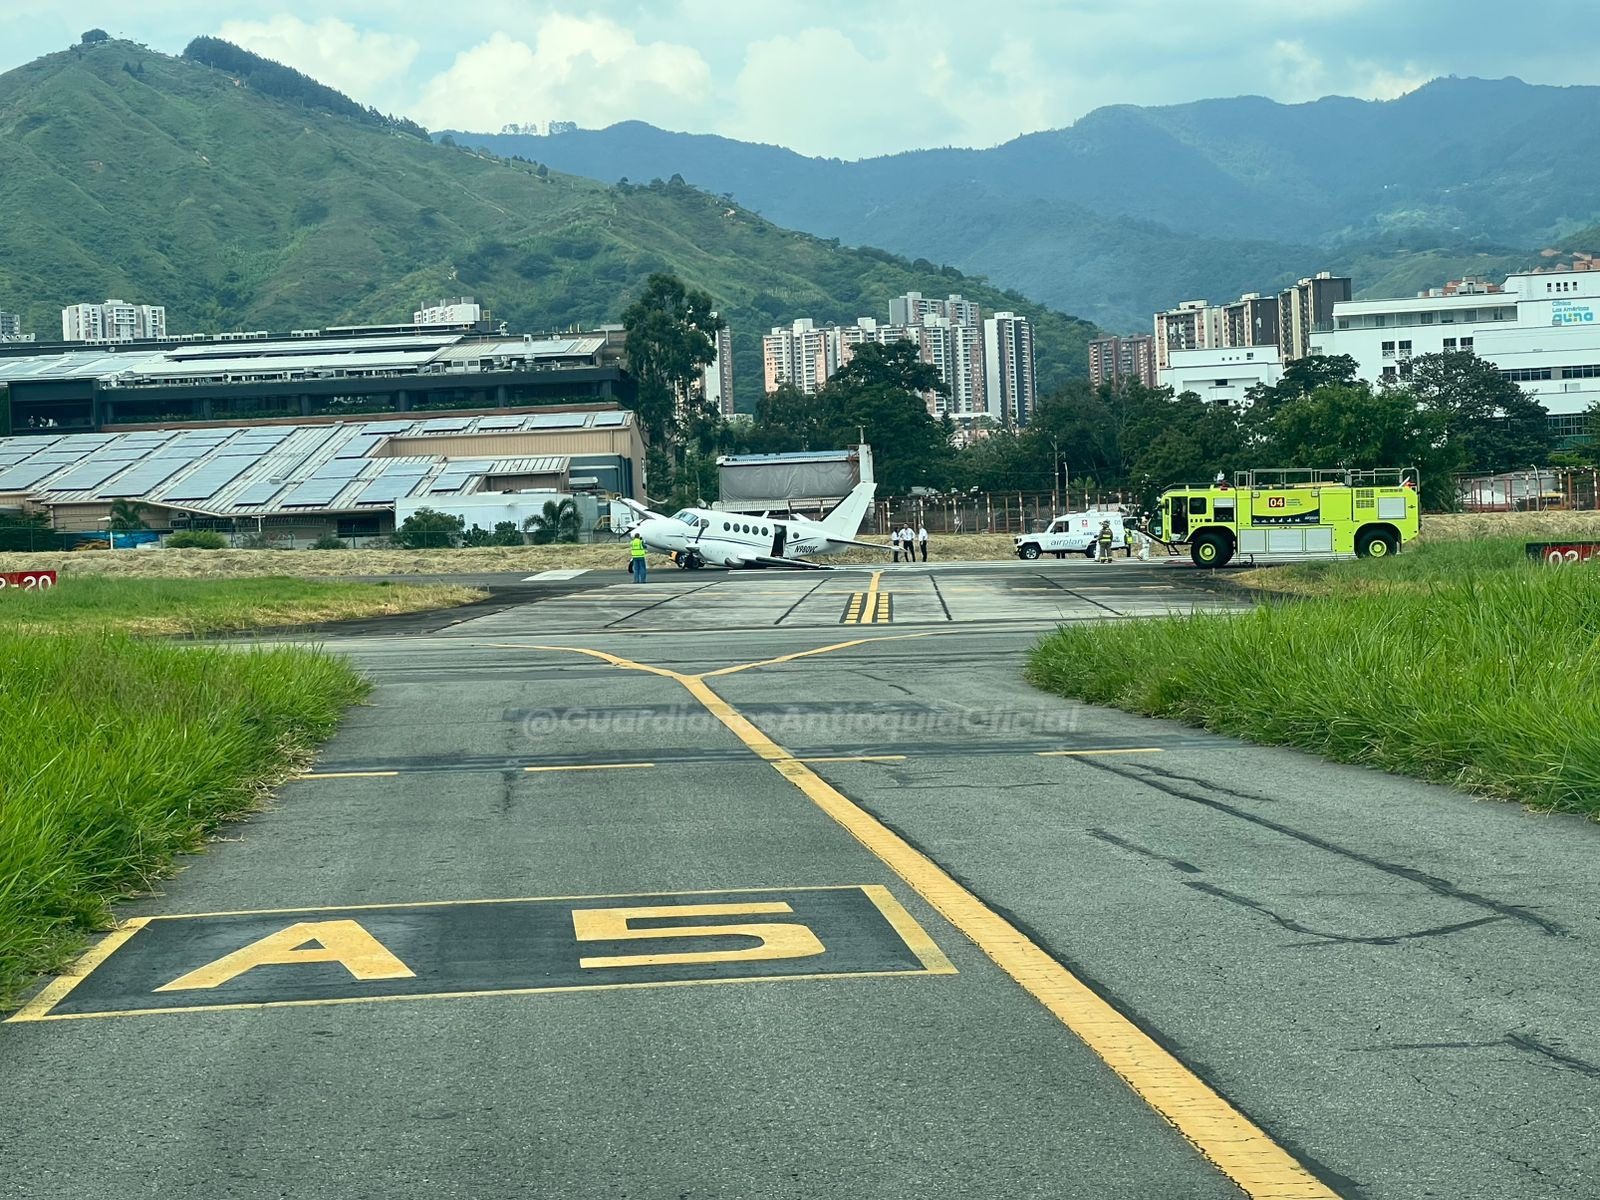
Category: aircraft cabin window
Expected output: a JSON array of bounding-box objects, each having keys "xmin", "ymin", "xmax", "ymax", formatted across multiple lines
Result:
[{"xmin": 723, "ymin": 521, "xmax": 730, "ymax": 531}]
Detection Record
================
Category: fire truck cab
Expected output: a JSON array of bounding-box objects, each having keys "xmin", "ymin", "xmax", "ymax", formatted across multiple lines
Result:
[{"xmin": 1155, "ymin": 467, "xmax": 1421, "ymax": 568}]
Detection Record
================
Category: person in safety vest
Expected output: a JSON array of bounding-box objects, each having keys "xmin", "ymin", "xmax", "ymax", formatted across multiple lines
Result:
[
  {"xmin": 630, "ymin": 533, "xmax": 648, "ymax": 583},
  {"xmin": 1097, "ymin": 520, "xmax": 1114, "ymax": 563},
  {"xmin": 1123, "ymin": 524, "xmax": 1136, "ymax": 558}
]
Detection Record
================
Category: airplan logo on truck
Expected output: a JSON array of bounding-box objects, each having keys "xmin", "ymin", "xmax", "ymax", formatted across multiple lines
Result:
[{"xmin": 1552, "ymin": 300, "xmax": 1595, "ymax": 326}]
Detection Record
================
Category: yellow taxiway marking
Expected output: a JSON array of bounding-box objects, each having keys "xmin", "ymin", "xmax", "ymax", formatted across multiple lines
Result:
[
  {"xmin": 842, "ymin": 569, "xmax": 890, "ymax": 624},
  {"xmin": 300, "ymin": 770, "xmax": 401, "ymax": 779},
  {"xmin": 1037, "ymin": 748, "xmax": 1165, "ymax": 758},
  {"xmin": 6, "ymin": 918, "xmax": 153, "ymax": 1023},
  {"xmin": 524, "ymin": 762, "xmax": 656, "ymax": 773},
  {"xmin": 495, "ymin": 638, "xmax": 1339, "ymax": 1200}
]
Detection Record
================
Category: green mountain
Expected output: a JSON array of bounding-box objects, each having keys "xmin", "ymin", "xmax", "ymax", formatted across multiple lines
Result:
[
  {"xmin": 0, "ymin": 40, "xmax": 1100, "ymax": 410},
  {"xmin": 447, "ymin": 78, "xmax": 1600, "ymax": 331}
]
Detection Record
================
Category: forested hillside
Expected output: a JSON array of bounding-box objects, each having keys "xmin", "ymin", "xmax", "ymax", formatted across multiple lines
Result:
[{"xmin": 0, "ymin": 40, "xmax": 1100, "ymax": 407}]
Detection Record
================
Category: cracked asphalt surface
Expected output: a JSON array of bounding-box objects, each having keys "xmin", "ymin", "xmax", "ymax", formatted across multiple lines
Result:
[{"xmin": 4, "ymin": 560, "xmax": 1597, "ymax": 1199}]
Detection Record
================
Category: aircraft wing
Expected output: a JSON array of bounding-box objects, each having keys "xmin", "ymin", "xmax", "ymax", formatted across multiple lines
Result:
[
  {"xmin": 729, "ymin": 554, "xmax": 834, "ymax": 571},
  {"xmin": 823, "ymin": 535, "xmax": 894, "ymax": 552}
]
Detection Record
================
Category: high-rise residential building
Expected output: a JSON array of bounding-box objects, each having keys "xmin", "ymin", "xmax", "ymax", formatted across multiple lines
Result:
[
  {"xmin": 890, "ymin": 291, "xmax": 981, "ymax": 329},
  {"xmin": 1088, "ymin": 335, "xmax": 1158, "ymax": 388},
  {"xmin": 701, "ymin": 315, "xmax": 735, "ymax": 416},
  {"xmin": 1152, "ymin": 300, "xmax": 1223, "ymax": 371},
  {"xmin": 1221, "ymin": 293, "xmax": 1280, "ymax": 350},
  {"xmin": 61, "ymin": 299, "xmax": 166, "ymax": 343},
  {"xmin": 984, "ymin": 312, "xmax": 1036, "ymax": 425},
  {"xmin": 763, "ymin": 318, "xmax": 838, "ymax": 395},
  {"xmin": 916, "ymin": 316, "xmax": 986, "ymax": 417},
  {"xmin": 1277, "ymin": 272, "xmax": 1352, "ymax": 361}
]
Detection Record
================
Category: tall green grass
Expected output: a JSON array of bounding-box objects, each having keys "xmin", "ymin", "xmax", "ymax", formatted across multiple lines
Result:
[
  {"xmin": 0, "ymin": 633, "xmax": 368, "ymax": 1004},
  {"xmin": 1029, "ymin": 547, "xmax": 1600, "ymax": 815}
]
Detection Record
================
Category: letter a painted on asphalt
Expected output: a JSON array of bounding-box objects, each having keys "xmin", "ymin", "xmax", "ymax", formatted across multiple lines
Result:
[{"xmin": 153, "ymin": 920, "xmax": 416, "ymax": 992}]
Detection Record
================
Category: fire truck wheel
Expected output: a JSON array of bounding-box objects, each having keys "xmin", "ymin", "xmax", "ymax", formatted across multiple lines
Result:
[
  {"xmin": 1190, "ymin": 532, "xmax": 1233, "ymax": 568},
  {"xmin": 1356, "ymin": 529, "xmax": 1397, "ymax": 559}
]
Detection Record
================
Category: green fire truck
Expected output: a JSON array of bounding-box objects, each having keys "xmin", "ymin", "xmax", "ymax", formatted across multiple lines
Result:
[{"xmin": 1153, "ymin": 468, "xmax": 1421, "ymax": 567}]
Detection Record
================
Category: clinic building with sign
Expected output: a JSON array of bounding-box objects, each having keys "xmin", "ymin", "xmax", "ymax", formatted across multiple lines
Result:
[{"xmin": 1310, "ymin": 267, "xmax": 1600, "ymax": 441}]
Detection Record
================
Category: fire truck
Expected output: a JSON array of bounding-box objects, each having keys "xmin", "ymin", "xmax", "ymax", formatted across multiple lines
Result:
[{"xmin": 1153, "ymin": 468, "xmax": 1421, "ymax": 567}]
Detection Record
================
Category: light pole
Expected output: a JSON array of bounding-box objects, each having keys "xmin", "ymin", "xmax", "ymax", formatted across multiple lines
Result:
[{"xmin": 97, "ymin": 516, "xmax": 116, "ymax": 551}]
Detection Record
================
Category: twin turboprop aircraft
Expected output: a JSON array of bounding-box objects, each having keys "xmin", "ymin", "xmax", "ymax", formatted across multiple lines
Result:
[{"xmin": 617, "ymin": 479, "xmax": 884, "ymax": 570}]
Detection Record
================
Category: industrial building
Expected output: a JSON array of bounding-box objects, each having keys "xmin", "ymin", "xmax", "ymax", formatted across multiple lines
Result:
[
  {"xmin": 0, "ymin": 407, "xmax": 645, "ymax": 546},
  {"xmin": 0, "ymin": 324, "xmax": 633, "ymax": 434}
]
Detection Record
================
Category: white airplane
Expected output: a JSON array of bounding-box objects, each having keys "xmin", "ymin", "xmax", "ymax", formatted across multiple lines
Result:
[{"xmin": 615, "ymin": 480, "xmax": 885, "ymax": 570}]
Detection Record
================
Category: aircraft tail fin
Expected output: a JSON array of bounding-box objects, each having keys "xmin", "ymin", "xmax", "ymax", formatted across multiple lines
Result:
[{"xmin": 820, "ymin": 479, "xmax": 876, "ymax": 541}]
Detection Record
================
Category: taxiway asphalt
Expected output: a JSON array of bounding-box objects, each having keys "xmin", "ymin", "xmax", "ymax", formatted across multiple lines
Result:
[{"xmin": 5, "ymin": 559, "xmax": 1596, "ymax": 1200}]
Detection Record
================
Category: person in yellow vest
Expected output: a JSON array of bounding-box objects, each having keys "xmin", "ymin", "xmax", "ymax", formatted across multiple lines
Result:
[{"xmin": 629, "ymin": 533, "xmax": 648, "ymax": 583}]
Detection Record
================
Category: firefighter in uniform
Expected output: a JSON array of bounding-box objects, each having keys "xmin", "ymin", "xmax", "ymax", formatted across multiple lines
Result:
[{"xmin": 1097, "ymin": 520, "xmax": 1114, "ymax": 563}]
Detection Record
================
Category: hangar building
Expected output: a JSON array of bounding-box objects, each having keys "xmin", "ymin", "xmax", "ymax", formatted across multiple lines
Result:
[{"xmin": 0, "ymin": 407, "xmax": 644, "ymax": 546}]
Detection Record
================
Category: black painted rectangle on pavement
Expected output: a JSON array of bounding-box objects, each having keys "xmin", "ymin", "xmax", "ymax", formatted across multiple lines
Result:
[{"xmin": 12, "ymin": 886, "xmax": 953, "ymax": 1021}]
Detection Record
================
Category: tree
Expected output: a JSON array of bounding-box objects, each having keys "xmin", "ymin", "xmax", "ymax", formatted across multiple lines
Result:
[
  {"xmin": 1406, "ymin": 350, "xmax": 1554, "ymax": 474},
  {"xmin": 107, "ymin": 499, "xmax": 149, "ymax": 531},
  {"xmin": 394, "ymin": 508, "xmax": 465, "ymax": 548},
  {"xmin": 1247, "ymin": 354, "xmax": 1360, "ymax": 408},
  {"xmin": 1256, "ymin": 382, "xmax": 1460, "ymax": 509},
  {"xmin": 621, "ymin": 273, "xmax": 724, "ymax": 445},
  {"xmin": 522, "ymin": 499, "xmax": 580, "ymax": 544},
  {"xmin": 0, "ymin": 510, "xmax": 59, "ymax": 552},
  {"xmin": 81, "ymin": 29, "xmax": 110, "ymax": 45}
]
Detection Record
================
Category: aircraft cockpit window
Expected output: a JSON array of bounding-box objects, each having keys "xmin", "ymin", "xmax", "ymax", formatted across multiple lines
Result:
[{"xmin": 671, "ymin": 509, "xmax": 699, "ymax": 526}]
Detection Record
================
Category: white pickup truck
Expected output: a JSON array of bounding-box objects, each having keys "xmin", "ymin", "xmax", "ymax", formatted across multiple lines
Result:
[{"xmin": 1014, "ymin": 511, "xmax": 1128, "ymax": 560}]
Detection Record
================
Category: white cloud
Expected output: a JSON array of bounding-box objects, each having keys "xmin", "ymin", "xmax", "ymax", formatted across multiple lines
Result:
[
  {"xmin": 215, "ymin": 15, "xmax": 419, "ymax": 102},
  {"xmin": 412, "ymin": 16, "xmax": 712, "ymax": 134}
]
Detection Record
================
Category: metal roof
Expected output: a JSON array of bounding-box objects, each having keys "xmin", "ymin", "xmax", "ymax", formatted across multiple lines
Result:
[{"xmin": 0, "ymin": 415, "xmax": 602, "ymax": 515}]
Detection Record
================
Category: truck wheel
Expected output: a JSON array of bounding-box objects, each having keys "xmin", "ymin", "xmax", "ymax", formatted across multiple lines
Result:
[
  {"xmin": 1190, "ymin": 532, "xmax": 1234, "ymax": 568},
  {"xmin": 1356, "ymin": 529, "xmax": 1398, "ymax": 559},
  {"xmin": 1019, "ymin": 543, "xmax": 1041, "ymax": 561}
]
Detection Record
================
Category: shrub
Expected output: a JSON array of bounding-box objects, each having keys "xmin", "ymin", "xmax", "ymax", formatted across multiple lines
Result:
[
  {"xmin": 165, "ymin": 530, "xmax": 228, "ymax": 549},
  {"xmin": 310, "ymin": 533, "xmax": 348, "ymax": 550}
]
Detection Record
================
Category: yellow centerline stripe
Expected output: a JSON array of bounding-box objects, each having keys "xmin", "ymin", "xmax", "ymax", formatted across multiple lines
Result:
[{"xmin": 516, "ymin": 640, "xmax": 1339, "ymax": 1200}]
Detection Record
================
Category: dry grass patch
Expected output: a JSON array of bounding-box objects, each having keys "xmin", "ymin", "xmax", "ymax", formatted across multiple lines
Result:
[{"xmin": 0, "ymin": 577, "xmax": 483, "ymax": 636}]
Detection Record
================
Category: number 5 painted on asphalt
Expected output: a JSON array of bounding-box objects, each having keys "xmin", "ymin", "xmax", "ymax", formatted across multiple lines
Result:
[{"xmin": 572, "ymin": 902, "xmax": 825, "ymax": 970}]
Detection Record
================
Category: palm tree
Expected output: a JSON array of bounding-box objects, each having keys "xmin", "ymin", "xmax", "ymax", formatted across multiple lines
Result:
[
  {"xmin": 522, "ymin": 498, "xmax": 581, "ymax": 545},
  {"xmin": 107, "ymin": 499, "xmax": 149, "ymax": 531}
]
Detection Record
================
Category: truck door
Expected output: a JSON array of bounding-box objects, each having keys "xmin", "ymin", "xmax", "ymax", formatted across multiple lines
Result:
[{"xmin": 1168, "ymin": 497, "xmax": 1190, "ymax": 539}]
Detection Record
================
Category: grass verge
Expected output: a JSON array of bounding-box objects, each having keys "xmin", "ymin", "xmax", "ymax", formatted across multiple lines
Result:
[
  {"xmin": 1028, "ymin": 540, "xmax": 1600, "ymax": 817},
  {"xmin": 0, "ymin": 576, "xmax": 483, "ymax": 635},
  {"xmin": 0, "ymin": 632, "xmax": 370, "ymax": 1005}
]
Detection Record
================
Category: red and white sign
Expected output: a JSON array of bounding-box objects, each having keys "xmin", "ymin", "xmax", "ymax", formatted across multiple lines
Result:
[
  {"xmin": 0, "ymin": 570, "xmax": 56, "ymax": 590},
  {"xmin": 1529, "ymin": 543, "xmax": 1600, "ymax": 566}
]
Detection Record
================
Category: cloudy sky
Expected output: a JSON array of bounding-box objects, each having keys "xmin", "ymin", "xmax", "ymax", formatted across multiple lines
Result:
[{"xmin": 2, "ymin": 1, "xmax": 1595, "ymax": 158}]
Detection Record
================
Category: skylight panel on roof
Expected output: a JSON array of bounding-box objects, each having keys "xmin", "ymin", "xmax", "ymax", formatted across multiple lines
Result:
[
  {"xmin": 0, "ymin": 463, "xmax": 67, "ymax": 491},
  {"xmin": 42, "ymin": 462, "xmax": 127, "ymax": 492},
  {"xmin": 98, "ymin": 459, "xmax": 191, "ymax": 498},
  {"xmin": 161, "ymin": 459, "xmax": 254, "ymax": 502},
  {"xmin": 428, "ymin": 475, "xmax": 468, "ymax": 493},
  {"xmin": 419, "ymin": 417, "xmax": 472, "ymax": 432},
  {"xmin": 474, "ymin": 415, "xmax": 526, "ymax": 430},
  {"xmin": 528, "ymin": 412, "xmax": 586, "ymax": 429},
  {"xmin": 279, "ymin": 478, "xmax": 354, "ymax": 507},
  {"xmin": 232, "ymin": 481, "xmax": 286, "ymax": 507},
  {"xmin": 592, "ymin": 411, "xmax": 629, "ymax": 427},
  {"xmin": 351, "ymin": 475, "xmax": 424, "ymax": 506},
  {"xmin": 334, "ymin": 435, "xmax": 382, "ymax": 458}
]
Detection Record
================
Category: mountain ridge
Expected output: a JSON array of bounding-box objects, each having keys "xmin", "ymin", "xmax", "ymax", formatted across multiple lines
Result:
[
  {"xmin": 0, "ymin": 40, "xmax": 1101, "ymax": 409},
  {"xmin": 443, "ymin": 76, "xmax": 1600, "ymax": 329}
]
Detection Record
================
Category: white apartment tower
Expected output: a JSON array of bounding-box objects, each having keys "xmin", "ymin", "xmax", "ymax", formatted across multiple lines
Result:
[
  {"xmin": 701, "ymin": 316, "xmax": 735, "ymax": 416},
  {"xmin": 984, "ymin": 312, "xmax": 1036, "ymax": 425},
  {"xmin": 762, "ymin": 319, "xmax": 837, "ymax": 395},
  {"xmin": 890, "ymin": 291, "xmax": 981, "ymax": 329},
  {"xmin": 62, "ymin": 299, "xmax": 167, "ymax": 343}
]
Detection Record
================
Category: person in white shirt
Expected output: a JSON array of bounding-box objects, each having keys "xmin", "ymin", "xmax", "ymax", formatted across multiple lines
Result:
[
  {"xmin": 899, "ymin": 524, "xmax": 915, "ymax": 563},
  {"xmin": 916, "ymin": 524, "xmax": 929, "ymax": 561}
]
